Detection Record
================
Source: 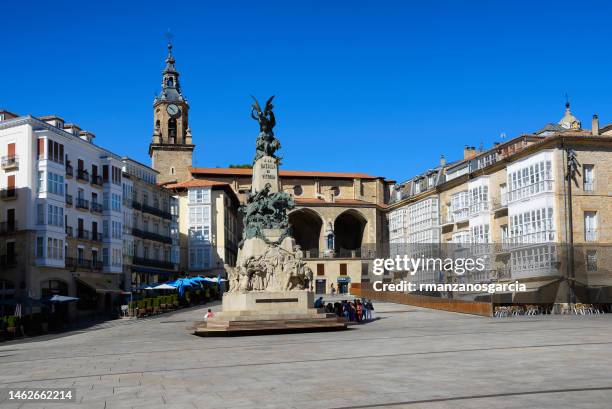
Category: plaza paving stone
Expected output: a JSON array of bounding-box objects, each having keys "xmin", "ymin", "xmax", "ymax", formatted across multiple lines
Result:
[{"xmin": 0, "ymin": 302, "xmax": 611, "ymax": 408}]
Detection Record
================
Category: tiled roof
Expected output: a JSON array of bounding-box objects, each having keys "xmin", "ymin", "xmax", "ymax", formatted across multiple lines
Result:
[
  {"xmin": 189, "ymin": 167, "xmax": 385, "ymax": 180},
  {"xmin": 165, "ymin": 179, "xmax": 231, "ymax": 189}
]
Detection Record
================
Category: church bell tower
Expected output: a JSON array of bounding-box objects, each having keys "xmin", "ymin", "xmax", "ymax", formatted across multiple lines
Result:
[{"xmin": 149, "ymin": 40, "xmax": 195, "ymax": 184}]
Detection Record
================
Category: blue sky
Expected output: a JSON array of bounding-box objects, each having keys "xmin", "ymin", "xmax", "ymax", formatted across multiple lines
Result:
[{"xmin": 2, "ymin": 1, "xmax": 612, "ymax": 181}]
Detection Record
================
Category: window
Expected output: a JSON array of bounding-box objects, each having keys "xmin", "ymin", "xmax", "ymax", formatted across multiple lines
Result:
[
  {"xmin": 103, "ymin": 248, "xmax": 110, "ymax": 266},
  {"xmin": 586, "ymin": 250, "xmax": 598, "ymax": 272},
  {"xmin": 47, "ymin": 205, "xmax": 64, "ymax": 227},
  {"xmin": 37, "ymin": 203, "xmax": 45, "ymax": 224},
  {"xmin": 507, "ymin": 160, "xmax": 553, "ymax": 202},
  {"xmin": 112, "ymin": 221, "xmax": 122, "ymax": 239},
  {"xmin": 37, "ymin": 171, "xmax": 44, "ymax": 193},
  {"xmin": 509, "ymin": 207, "xmax": 555, "ymax": 244},
  {"xmin": 470, "ymin": 224, "xmax": 490, "ymax": 244},
  {"xmin": 188, "ymin": 188, "xmax": 210, "ymax": 204},
  {"xmin": 46, "ymin": 172, "xmax": 64, "ymax": 196},
  {"xmin": 46, "ymin": 238, "xmax": 63, "ymax": 260},
  {"xmin": 112, "ymin": 193, "xmax": 121, "ymax": 212},
  {"xmin": 46, "ymin": 140, "xmax": 64, "ymax": 164},
  {"xmin": 36, "ymin": 237, "xmax": 44, "ymax": 258},
  {"xmin": 583, "ymin": 165, "xmax": 594, "ymax": 192},
  {"xmin": 469, "ymin": 185, "xmax": 489, "ymax": 215},
  {"xmin": 293, "ymin": 185, "xmax": 303, "ymax": 196},
  {"xmin": 584, "ymin": 212, "xmax": 597, "ymax": 242}
]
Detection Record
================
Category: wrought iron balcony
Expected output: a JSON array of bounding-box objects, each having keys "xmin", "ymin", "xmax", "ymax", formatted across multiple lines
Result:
[
  {"xmin": 65, "ymin": 194, "xmax": 73, "ymax": 206},
  {"xmin": 65, "ymin": 226, "xmax": 73, "ymax": 237},
  {"xmin": 76, "ymin": 169, "xmax": 90, "ymax": 183},
  {"xmin": 131, "ymin": 256, "xmax": 175, "ymax": 270},
  {"xmin": 75, "ymin": 198, "xmax": 89, "ymax": 210},
  {"xmin": 90, "ymin": 202, "xmax": 103, "ymax": 214},
  {"xmin": 90, "ymin": 175, "xmax": 103, "ymax": 187},
  {"xmin": 1, "ymin": 155, "xmax": 18, "ymax": 170},
  {"xmin": 140, "ymin": 203, "xmax": 173, "ymax": 220},
  {"xmin": 132, "ymin": 228, "xmax": 173, "ymax": 244},
  {"xmin": 0, "ymin": 221, "xmax": 17, "ymax": 234},
  {"xmin": 65, "ymin": 164, "xmax": 74, "ymax": 178},
  {"xmin": 0, "ymin": 253, "xmax": 18, "ymax": 267},
  {"xmin": 0, "ymin": 188, "xmax": 17, "ymax": 200},
  {"xmin": 76, "ymin": 229, "xmax": 90, "ymax": 240},
  {"xmin": 91, "ymin": 232, "xmax": 103, "ymax": 242}
]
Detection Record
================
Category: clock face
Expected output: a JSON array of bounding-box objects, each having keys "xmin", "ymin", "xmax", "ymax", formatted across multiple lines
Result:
[{"xmin": 166, "ymin": 104, "xmax": 180, "ymax": 117}]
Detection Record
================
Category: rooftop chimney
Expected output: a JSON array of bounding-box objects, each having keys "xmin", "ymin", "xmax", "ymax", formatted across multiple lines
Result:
[
  {"xmin": 79, "ymin": 130, "xmax": 95, "ymax": 143},
  {"xmin": 463, "ymin": 146, "xmax": 478, "ymax": 160},
  {"xmin": 592, "ymin": 114, "xmax": 599, "ymax": 136}
]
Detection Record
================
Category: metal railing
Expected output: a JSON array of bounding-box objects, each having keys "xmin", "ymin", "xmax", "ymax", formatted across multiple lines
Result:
[
  {"xmin": 1, "ymin": 155, "xmax": 18, "ymax": 169},
  {"xmin": 66, "ymin": 257, "xmax": 103, "ymax": 271},
  {"xmin": 492, "ymin": 193, "xmax": 508, "ymax": 211},
  {"xmin": 0, "ymin": 254, "xmax": 18, "ymax": 267},
  {"xmin": 585, "ymin": 229, "xmax": 598, "ymax": 242},
  {"xmin": 65, "ymin": 226, "xmax": 73, "ymax": 237},
  {"xmin": 75, "ymin": 198, "xmax": 89, "ymax": 210},
  {"xmin": 76, "ymin": 229, "xmax": 90, "ymax": 240},
  {"xmin": 132, "ymin": 228, "xmax": 173, "ymax": 244},
  {"xmin": 140, "ymin": 203, "xmax": 173, "ymax": 220},
  {"xmin": 90, "ymin": 175, "xmax": 103, "ymax": 186},
  {"xmin": 76, "ymin": 169, "xmax": 89, "ymax": 182},
  {"xmin": 131, "ymin": 256, "xmax": 175, "ymax": 270},
  {"xmin": 91, "ymin": 232, "xmax": 103, "ymax": 242},
  {"xmin": 0, "ymin": 221, "xmax": 17, "ymax": 234},
  {"xmin": 90, "ymin": 202, "xmax": 103, "ymax": 213},
  {"xmin": 65, "ymin": 164, "xmax": 73, "ymax": 177},
  {"xmin": 65, "ymin": 194, "xmax": 73, "ymax": 206},
  {"xmin": 0, "ymin": 188, "xmax": 17, "ymax": 200}
]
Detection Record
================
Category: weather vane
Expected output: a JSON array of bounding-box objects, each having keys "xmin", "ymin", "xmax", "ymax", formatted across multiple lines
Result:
[{"xmin": 165, "ymin": 29, "xmax": 174, "ymax": 46}]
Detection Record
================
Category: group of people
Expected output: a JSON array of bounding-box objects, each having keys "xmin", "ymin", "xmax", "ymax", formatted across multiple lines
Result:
[{"xmin": 315, "ymin": 297, "xmax": 374, "ymax": 323}]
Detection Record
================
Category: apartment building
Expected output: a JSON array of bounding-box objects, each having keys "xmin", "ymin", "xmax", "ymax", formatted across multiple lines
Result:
[
  {"xmin": 165, "ymin": 179, "xmax": 239, "ymax": 278},
  {"xmin": 385, "ymin": 104, "xmax": 612, "ymax": 305},
  {"xmin": 0, "ymin": 111, "xmax": 128, "ymax": 317},
  {"xmin": 122, "ymin": 158, "xmax": 180, "ymax": 288}
]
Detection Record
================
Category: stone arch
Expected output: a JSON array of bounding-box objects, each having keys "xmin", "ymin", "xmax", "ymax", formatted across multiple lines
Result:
[
  {"xmin": 333, "ymin": 209, "xmax": 367, "ymax": 255},
  {"xmin": 289, "ymin": 208, "xmax": 324, "ymax": 255}
]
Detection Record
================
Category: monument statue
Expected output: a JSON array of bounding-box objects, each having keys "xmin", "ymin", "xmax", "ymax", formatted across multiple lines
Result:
[
  {"xmin": 228, "ymin": 96, "xmax": 311, "ymax": 293},
  {"xmin": 195, "ymin": 96, "xmax": 346, "ymax": 334},
  {"xmin": 251, "ymin": 95, "xmax": 281, "ymax": 162}
]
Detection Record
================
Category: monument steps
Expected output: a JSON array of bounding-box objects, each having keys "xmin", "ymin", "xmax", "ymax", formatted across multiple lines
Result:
[{"xmin": 194, "ymin": 315, "xmax": 346, "ymax": 335}]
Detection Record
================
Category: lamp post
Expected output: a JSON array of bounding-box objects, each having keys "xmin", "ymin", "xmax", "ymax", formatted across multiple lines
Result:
[{"xmin": 565, "ymin": 147, "xmax": 580, "ymax": 305}]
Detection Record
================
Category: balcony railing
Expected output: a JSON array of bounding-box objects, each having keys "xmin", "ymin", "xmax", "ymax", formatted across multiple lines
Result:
[
  {"xmin": 76, "ymin": 169, "xmax": 90, "ymax": 183},
  {"xmin": 91, "ymin": 232, "xmax": 103, "ymax": 242},
  {"xmin": 65, "ymin": 226, "xmax": 73, "ymax": 237},
  {"xmin": 90, "ymin": 202, "xmax": 103, "ymax": 214},
  {"xmin": 1, "ymin": 155, "xmax": 18, "ymax": 170},
  {"xmin": 140, "ymin": 203, "xmax": 173, "ymax": 220},
  {"xmin": 0, "ymin": 221, "xmax": 17, "ymax": 234},
  {"xmin": 0, "ymin": 254, "xmax": 18, "ymax": 267},
  {"xmin": 585, "ymin": 229, "xmax": 598, "ymax": 242},
  {"xmin": 492, "ymin": 193, "xmax": 508, "ymax": 211},
  {"xmin": 0, "ymin": 188, "xmax": 17, "ymax": 200},
  {"xmin": 90, "ymin": 175, "xmax": 103, "ymax": 187},
  {"xmin": 66, "ymin": 257, "xmax": 103, "ymax": 271},
  {"xmin": 65, "ymin": 164, "xmax": 74, "ymax": 178},
  {"xmin": 132, "ymin": 228, "xmax": 173, "ymax": 244},
  {"xmin": 75, "ymin": 198, "xmax": 89, "ymax": 210},
  {"xmin": 65, "ymin": 194, "xmax": 73, "ymax": 206},
  {"xmin": 469, "ymin": 201, "xmax": 490, "ymax": 216},
  {"xmin": 76, "ymin": 229, "xmax": 90, "ymax": 240},
  {"xmin": 132, "ymin": 256, "xmax": 175, "ymax": 270}
]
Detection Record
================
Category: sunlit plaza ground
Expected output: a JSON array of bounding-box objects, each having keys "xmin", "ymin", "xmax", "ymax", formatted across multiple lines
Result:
[{"xmin": 1, "ymin": 302, "xmax": 612, "ymax": 409}]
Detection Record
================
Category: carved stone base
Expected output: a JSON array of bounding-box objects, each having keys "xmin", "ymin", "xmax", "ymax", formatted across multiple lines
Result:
[{"xmin": 193, "ymin": 291, "xmax": 347, "ymax": 335}]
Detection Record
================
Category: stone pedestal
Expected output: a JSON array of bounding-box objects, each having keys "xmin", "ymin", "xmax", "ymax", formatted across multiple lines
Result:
[
  {"xmin": 252, "ymin": 155, "xmax": 279, "ymax": 193},
  {"xmin": 194, "ymin": 290, "xmax": 346, "ymax": 335}
]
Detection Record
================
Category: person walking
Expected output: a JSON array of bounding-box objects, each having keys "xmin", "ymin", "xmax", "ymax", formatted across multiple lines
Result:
[{"xmin": 330, "ymin": 283, "xmax": 336, "ymax": 295}]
